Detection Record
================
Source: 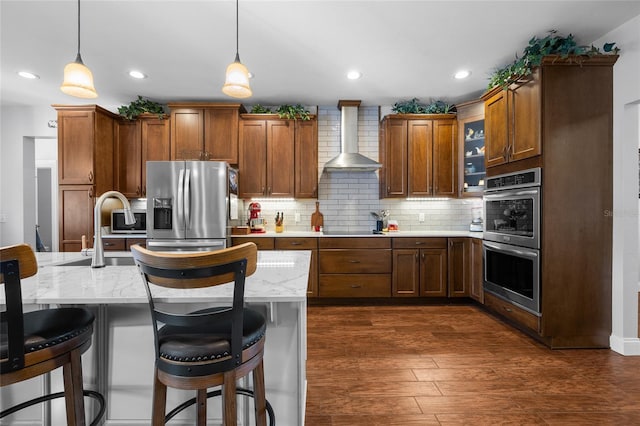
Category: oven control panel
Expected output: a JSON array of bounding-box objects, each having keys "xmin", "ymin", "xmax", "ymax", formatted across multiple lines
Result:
[{"xmin": 486, "ymin": 167, "xmax": 541, "ymax": 191}]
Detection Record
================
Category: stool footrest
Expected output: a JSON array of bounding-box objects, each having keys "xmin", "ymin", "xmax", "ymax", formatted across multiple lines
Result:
[
  {"xmin": 0, "ymin": 390, "xmax": 106, "ymax": 426},
  {"xmin": 165, "ymin": 386, "xmax": 275, "ymax": 426}
]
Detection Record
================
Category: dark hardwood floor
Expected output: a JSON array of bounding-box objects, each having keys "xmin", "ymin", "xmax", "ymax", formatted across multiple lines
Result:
[{"xmin": 305, "ymin": 305, "xmax": 640, "ymax": 425}]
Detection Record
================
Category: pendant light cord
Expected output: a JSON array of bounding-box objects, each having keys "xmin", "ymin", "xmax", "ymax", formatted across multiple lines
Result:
[
  {"xmin": 235, "ymin": 0, "xmax": 240, "ymax": 59},
  {"xmin": 74, "ymin": 0, "xmax": 83, "ymax": 63}
]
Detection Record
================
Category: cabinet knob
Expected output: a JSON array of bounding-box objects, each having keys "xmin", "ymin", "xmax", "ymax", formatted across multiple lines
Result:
[
  {"xmin": 262, "ymin": 186, "xmax": 265, "ymax": 195},
  {"xmin": 88, "ymin": 171, "xmax": 94, "ymax": 182},
  {"xmin": 137, "ymin": 186, "xmax": 141, "ymax": 195}
]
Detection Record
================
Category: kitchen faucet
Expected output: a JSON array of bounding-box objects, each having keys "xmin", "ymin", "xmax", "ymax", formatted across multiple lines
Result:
[{"xmin": 92, "ymin": 191, "xmax": 135, "ymax": 268}]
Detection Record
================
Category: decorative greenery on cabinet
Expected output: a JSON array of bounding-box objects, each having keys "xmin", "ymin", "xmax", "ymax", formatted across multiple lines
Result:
[
  {"xmin": 488, "ymin": 30, "xmax": 619, "ymax": 90},
  {"xmin": 249, "ymin": 104, "xmax": 312, "ymax": 120},
  {"xmin": 391, "ymin": 98, "xmax": 456, "ymax": 114},
  {"xmin": 118, "ymin": 96, "xmax": 166, "ymax": 120}
]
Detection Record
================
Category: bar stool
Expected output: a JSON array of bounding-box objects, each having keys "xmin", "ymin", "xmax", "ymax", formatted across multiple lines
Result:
[
  {"xmin": 0, "ymin": 244, "xmax": 105, "ymax": 425},
  {"xmin": 130, "ymin": 242, "xmax": 273, "ymax": 426}
]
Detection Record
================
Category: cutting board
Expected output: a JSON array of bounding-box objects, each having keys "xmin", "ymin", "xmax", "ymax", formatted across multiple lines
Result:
[{"xmin": 311, "ymin": 201, "xmax": 324, "ymax": 229}]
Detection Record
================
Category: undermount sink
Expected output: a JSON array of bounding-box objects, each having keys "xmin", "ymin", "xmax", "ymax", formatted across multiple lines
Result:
[{"xmin": 56, "ymin": 257, "xmax": 136, "ymax": 267}]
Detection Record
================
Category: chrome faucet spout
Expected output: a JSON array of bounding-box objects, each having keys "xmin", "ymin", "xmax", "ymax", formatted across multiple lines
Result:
[{"xmin": 92, "ymin": 191, "xmax": 135, "ymax": 268}]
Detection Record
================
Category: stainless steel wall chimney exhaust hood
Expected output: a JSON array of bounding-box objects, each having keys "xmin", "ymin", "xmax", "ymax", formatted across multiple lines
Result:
[{"xmin": 323, "ymin": 100, "xmax": 382, "ymax": 172}]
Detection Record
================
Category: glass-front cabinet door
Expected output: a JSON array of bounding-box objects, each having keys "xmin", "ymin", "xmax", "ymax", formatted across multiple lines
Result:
[{"xmin": 462, "ymin": 118, "xmax": 486, "ymax": 193}]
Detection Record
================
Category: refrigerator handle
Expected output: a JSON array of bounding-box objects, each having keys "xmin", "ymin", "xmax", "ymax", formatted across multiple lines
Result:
[
  {"xmin": 184, "ymin": 168, "xmax": 191, "ymax": 228},
  {"xmin": 177, "ymin": 168, "xmax": 185, "ymax": 227}
]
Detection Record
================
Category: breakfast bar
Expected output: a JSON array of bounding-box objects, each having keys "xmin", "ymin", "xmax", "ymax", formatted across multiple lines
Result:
[{"xmin": 0, "ymin": 250, "xmax": 311, "ymax": 425}]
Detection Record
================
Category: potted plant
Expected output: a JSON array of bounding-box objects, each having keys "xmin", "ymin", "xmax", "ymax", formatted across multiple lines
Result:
[
  {"xmin": 391, "ymin": 98, "xmax": 456, "ymax": 114},
  {"xmin": 487, "ymin": 30, "xmax": 619, "ymax": 90},
  {"xmin": 118, "ymin": 96, "xmax": 166, "ymax": 120},
  {"xmin": 275, "ymin": 104, "xmax": 311, "ymax": 121}
]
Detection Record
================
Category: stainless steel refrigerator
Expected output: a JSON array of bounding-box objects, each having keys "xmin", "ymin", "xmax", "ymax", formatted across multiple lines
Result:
[{"xmin": 146, "ymin": 161, "xmax": 238, "ymax": 252}]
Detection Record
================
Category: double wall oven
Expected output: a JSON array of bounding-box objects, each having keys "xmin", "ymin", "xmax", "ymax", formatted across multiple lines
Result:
[{"xmin": 483, "ymin": 168, "xmax": 541, "ymax": 316}]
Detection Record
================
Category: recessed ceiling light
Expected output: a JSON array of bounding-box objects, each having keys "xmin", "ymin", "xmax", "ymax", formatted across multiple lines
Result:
[
  {"xmin": 128, "ymin": 70, "xmax": 147, "ymax": 79},
  {"xmin": 347, "ymin": 70, "xmax": 362, "ymax": 80},
  {"xmin": 454, "ymin": 70, "xmax": 471, "ymax": 79},
  {"xmin": 18, "ymin": 71, "xmax": 39, "ymax": 79}
]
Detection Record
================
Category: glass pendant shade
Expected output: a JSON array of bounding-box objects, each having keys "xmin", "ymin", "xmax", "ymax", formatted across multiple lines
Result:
[
  {"xmin": 222, "ymin": 56, "xmax": 252, "ymax": 98},
  {"xmin": 61, "ymin": 54, "xmax": 98, "ymax": 98}
]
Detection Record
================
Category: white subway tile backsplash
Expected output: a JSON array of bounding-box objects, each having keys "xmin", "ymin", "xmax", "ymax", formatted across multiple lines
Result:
[{"xmin": 244, "ymin": 105, "xmax": 483, "ymax": 232}]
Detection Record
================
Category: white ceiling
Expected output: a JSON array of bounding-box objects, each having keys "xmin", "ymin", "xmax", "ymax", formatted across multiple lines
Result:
[{"xmin": 2, "ymin": 0, "xmax": 639, "ymax": 111}]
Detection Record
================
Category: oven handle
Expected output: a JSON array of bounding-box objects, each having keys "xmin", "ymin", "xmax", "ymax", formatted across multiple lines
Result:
[
  {"xmin": 484, "ymin": 189, "xmax": 539, "ymax": 200},
  {"xmin": 483, "ymin": 242, "xmax": 539, "ymax": 259}
]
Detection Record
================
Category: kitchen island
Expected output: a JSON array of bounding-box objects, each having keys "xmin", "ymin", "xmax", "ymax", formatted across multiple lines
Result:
[{"xmin": 0, "ymin": 250, "xmax": 310, "ymax": 426}]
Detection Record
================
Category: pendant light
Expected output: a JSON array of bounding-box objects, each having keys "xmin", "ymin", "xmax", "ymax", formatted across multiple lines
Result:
[
  {"xmin": 60, "ymin": 0, "xmax": 97, "ymax": 98},
  {"xmin": 222, "ymin": 0, "xmax": 252, "ymax": 98}
]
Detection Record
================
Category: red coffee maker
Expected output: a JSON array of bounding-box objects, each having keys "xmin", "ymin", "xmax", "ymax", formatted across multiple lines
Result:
[{"xmin": 248, "ymin": 202, "xmax": 266, "ymax": 233}]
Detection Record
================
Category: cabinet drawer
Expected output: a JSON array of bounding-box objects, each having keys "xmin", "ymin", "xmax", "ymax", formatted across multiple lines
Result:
[
  {"xmin": 275, "ymin": 237, "xmax": 317, "ymax": 250},
  {"xmin": 319, "ymin": 274, "xmax": 391, "ymax": 297},
  {"xmin": 103, "ymin": 239, "xmax": 126, "ymax": 251},
  {"xmin": 319, "ymin": 249, "xmax": 391, "ymax": 274},
  {"xmin": 484, "ymin": 292, "xmax": 540, "ymax": 333},
  {"xmin": 232, "ymin": 237, "xmax": 275, "ymax": 250},
  {"xmin": 392, "ymin": 238, "xmax": 447, "ymax": 249},
  {"xmin": 126, "ymin": 238, "xmax": 147, "ymax": 250},
  {"xmin": 319, "ymin": 237, "xmax": 391, "ymax": 249}
]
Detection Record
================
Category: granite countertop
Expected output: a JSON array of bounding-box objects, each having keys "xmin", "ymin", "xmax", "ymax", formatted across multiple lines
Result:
[{"xmin": 2, "ymin": 251, "xmax": 311, "ymax": 305}]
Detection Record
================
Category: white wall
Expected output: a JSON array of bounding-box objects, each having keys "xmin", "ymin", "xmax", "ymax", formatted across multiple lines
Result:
[
  {"xmin": 594, "ymin": 15, "xmax": 640, "ymax": 355},
  {"xmin": 0, "ymin": 106, "xmax": 57, "ymax": 247}
]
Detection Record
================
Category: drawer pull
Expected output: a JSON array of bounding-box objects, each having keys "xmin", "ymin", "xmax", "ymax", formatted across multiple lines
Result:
[
  {"xmin": 348, "ymin": 260, "xmax": 361, "ymax": 263},
  {"xmin": 415, "ymin": 241, "xmax": 424, "ymax": 245},
  {"xmin": 503, "ymin": 306, "xmax": 513, "ymax": 313},
  {"xmin": 350, "ymin": 285, "xmax": 362, "ymax": 289},
  {"xmin": 290, "ymin": 242, "xmax": 302, "ymax": 246}
]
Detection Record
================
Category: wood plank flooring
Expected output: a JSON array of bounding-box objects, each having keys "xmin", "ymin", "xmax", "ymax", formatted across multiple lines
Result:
[{"xmin": 305, "ymin": 305, "xmax": 640, "ymax": 425}]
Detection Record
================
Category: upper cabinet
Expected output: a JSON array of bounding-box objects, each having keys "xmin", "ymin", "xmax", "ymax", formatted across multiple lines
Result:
[
  {"xmin": 168, "ymin": 103, "xmax": 245, "ymax": 163},
  {"xmin": 239, "ymin": 114, "xmax": 318, "ymax": 199},
  {"xmin": 115, "ymin": 114, "xmax": 170, "ymax": 197},
  {"xmin": 482, "ymin": 70, "xmax": 542, "ymax": 170},
  {"xmin": 54, "ymin": 104, "xmax": 117, "ymax": 194},
  {"xmin": 380, "ymin": 114, "xmax": 457, "ymax": 198},
  {"xmin": 456, "ymin": 99, "xmax": 485, "ymax": 196}
]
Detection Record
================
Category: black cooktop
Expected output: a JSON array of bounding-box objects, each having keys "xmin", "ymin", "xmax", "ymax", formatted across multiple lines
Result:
[{"xmin": 322, "ymin": 230, "xmax": 381, "ymax": 236}]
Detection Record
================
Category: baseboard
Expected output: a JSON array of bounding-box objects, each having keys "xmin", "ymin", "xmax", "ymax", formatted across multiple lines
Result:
[{"xmin": 610, "ymin": 334, "xmax": 640, "ymax": 355}]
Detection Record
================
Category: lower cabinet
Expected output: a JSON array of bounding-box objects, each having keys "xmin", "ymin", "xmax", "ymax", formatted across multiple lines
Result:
[
  {"xmin": 59, "ymin": 185, "xmax": 94, "ymax": 252},
  {"xmin": 318, "ymin": 238, "xmax": 392, "ymax": 297},
  {"xmin": 392, "ymin": 238, "xmax": 448, "ymax": 297},
  {"xmin": 102, "ymin": 237, "xmax": 147, "ymax": 251},
  {"xmin": 470, "ymin": 237, "xmax": 484, "ymax": 303},
  {"xmin": 448, "ymin": 238, "xmax": 470, "ymax": 297}
]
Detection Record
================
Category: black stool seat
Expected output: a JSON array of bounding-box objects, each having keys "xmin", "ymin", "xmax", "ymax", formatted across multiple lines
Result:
[
  {"xmin": 1, "ymin": 308, "xmax": 94, "ymax": 366},
  {"xmin": 158, "ymin": 307, "xmax": 266, "ymax": 363},
  {"xmin": 1, "ymin": 243, "xmax": 105, "ymax": 425}
]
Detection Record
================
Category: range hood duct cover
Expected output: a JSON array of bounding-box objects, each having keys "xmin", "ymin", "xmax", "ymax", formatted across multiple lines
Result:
[{"xmin": 324, "ymin": 100, "xmax": 382, "ymax": 172}]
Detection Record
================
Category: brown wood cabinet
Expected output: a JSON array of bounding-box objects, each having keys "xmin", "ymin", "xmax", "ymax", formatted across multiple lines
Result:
[
  {"xmin": 294, "ymin": 119, "xmax": 318, "ymax": 198},
  {"xmin": 391, "ymin": 238, "xmax": 447, "ymax": 297},
  {"xmin": 447, "ymin": 238, "xmax": 470, "ymax": 297},
  {"xmin": 168, "ymin": 103, "xmax": 245, "ymax": 163},
  {"xmin": 380, "ymin": 114, "xmax": 457, "ymax": 198},
  {"xmin": 469, "ymin": 237, "xmax": 483, "ymax": 303},
  {"xmin": 239, "ymin": 115, "xmax": 295, "ymax": 198},
  {"xmin": 115, "ymin": 115, "xmax": 170, "ymax": 198},
  {"xmin": 456, "ymin": 99, "xmax": 485, "ymax": 196},
  {"xmin": 102, "ymin": 237, "xmax": 147, "ymax": 251},
  {"xmin": 481, "ymin": 55, "xmax": 618, "ymax": 348},
  {"xmin": 58, "ymin": 185, "xmax": 94, "ymax": 252},
  {"xmin": 483, "ymin": 70, "xmax": 541, "ymax": 169},
  {"xmin": 318, "ymin": 238, "xmax": 391, "ymax": 298},
  {"xmin": 54, "ymin": 105, "xmax": 118, "ymax": 251}
]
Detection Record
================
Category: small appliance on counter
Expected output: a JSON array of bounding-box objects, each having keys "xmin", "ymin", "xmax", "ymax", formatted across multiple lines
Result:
[
  {"xmin": 470, "ymin": 207, "xmax": 483, "ymax": 232},
  {"xmin": 248, "ymin": 202, "xmax": 266, "ymax": 233}
]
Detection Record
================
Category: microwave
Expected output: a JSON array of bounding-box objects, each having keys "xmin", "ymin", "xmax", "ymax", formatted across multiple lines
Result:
[{"xmin": 111, "ymin": 209, "xmax": 147, "ymax": 234}]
